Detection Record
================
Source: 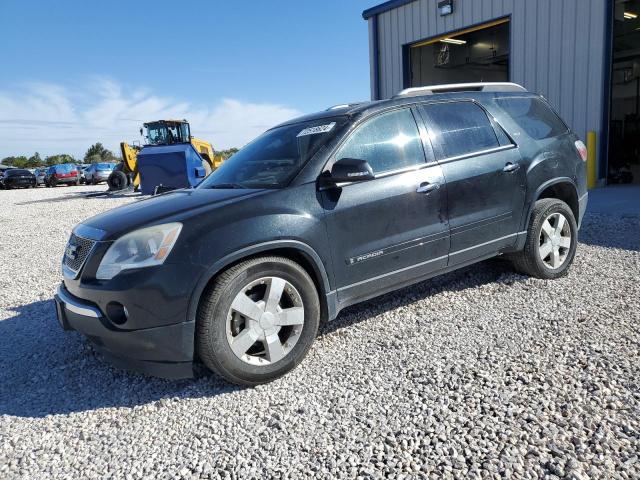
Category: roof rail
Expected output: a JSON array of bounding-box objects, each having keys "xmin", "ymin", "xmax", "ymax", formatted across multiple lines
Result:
[
  {"xmin": 394, "ymin": 82, "xmax": 527, "ymax": 98},
  {"xmin": 326, "ymin": 102, "xmax": 365, "ymax": 111}
]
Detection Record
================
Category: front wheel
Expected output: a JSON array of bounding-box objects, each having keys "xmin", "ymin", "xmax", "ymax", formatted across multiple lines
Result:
[
  {"xmin": 511, "ymin": 198, "xmax": 578, "ymax": 279},
  {"xmin": 196, "ymin": 256, "xmax": 320, "ymax": 385}
]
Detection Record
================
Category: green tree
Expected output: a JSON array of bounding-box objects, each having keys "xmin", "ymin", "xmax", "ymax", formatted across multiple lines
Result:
[
  {"xmin": 1, "ymin": 156, "xmax": 29, "ymax": 168},
  {"xmin": 44, "ymin": 154, "xmax": 76, "ymax": 166},
  {"xmin": 215, "ymin": 148, "xmax": 239, "ymax": 160},
  {"xmin": 25, "ymin": 152, "xmax": 45, "ymax": 168},
  {"xmin": 84, "ymin": 143, "xmax": 115, "ymax": 163}
]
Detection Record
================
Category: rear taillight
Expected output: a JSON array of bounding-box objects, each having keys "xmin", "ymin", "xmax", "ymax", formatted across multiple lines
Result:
[{"xmin": 575, "ymin": 140, "xmax": 588, "ymax": 162}]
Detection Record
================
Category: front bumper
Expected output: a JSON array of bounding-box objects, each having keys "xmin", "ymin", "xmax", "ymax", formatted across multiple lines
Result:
[{"xmin": 55, "ymin": 285, "xmax": 195, "ymax": 379}]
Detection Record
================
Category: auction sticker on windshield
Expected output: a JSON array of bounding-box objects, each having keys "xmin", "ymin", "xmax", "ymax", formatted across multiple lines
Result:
[{"xmin": 297, "ymin": 122, "xmax": 336, "ymax": 137}]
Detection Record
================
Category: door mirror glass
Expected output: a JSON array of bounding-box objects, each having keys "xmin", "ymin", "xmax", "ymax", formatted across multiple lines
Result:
[{"xmin": 324, "ymin": 158, "xmax": 375, "ymax": 184}]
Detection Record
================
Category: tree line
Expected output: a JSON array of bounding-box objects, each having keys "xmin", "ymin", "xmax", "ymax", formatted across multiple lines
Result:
[
  {"xmin": 1, "ymin": 143, "xmax": 120, "ymax": 169},
  {"xmin": 2, "ymin": 144, "xmax": 240, "ymax": 169}
]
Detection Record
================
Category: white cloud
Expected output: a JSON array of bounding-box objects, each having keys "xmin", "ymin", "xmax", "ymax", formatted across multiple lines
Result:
[{"xmin": 0, "ymin": 78, "xmax": 302, "ymax": 159}]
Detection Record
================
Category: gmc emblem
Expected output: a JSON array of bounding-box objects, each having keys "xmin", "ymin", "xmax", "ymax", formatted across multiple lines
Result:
[{"xmin": 65, "ymin": 243, "xmax": 79, "ymax": 260}]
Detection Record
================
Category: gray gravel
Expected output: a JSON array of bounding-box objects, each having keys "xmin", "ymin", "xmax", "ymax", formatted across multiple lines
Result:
[{"xmin": 1, "ymin": 185, "xmax": 639, "ymax": 479}]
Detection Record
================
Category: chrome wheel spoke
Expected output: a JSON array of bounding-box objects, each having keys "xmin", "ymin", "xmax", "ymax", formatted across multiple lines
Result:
[
  {"xmin": 275, "ymin": 307, "xmax": 305, "ymax": 326},
  {"xmin": 555, "ymin": 215, "xmax": 566, "ymax": 236},
  {"xmin": 550, "ymin": 248, "xmax": 561, "ymax": 268},
  {"xmin": 265, "ymin": 277, "xmax": 286, "ymax": 313},
  {"xmin": 264, "ymin": 334, "xmax": 286, "ymax": 363},
  {"xmin": 231, "ymin": 293, "xmax": 263, "ymax": 321},
  {"xmin": 541, "ymin": 219, "xmax": 554, "ymax": 239},
  {"xmin": 230, "ymin": 328, "xmax": 258, "ymax": 357},
  {"xmin": 539, "ymin": 241, "xmax": 553, "ymax": 260},
  {"xmin": 559, "ymin": 236, "xmax": 571, "ymax": 249}
]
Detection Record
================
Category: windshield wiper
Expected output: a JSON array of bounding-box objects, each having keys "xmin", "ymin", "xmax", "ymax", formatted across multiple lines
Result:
[{"xmin": 207, "ymin": 183, "xmax": 246, "ymax": 189}]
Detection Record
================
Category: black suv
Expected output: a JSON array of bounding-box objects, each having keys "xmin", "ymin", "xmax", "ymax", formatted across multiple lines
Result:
[{"xmin": 55, "ymin": 83, "xmax": 588, "ymax": 385}]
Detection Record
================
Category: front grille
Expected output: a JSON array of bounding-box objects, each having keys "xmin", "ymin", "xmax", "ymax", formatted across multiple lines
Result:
[{"xmin": 63, "ymin": 233, "xmax": 96, "ymax": 276}]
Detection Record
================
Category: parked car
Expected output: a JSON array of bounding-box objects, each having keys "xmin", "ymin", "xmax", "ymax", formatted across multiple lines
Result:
[
  {"xmin": 55, "ymin": 83, "xmax": 588, "ymax": 385},
  {"xmin": 45, "ymin": 164, "xmax": 80, "ymax": 187},
  {"xmin": 76, "ymin": 165, "xmax": 89, "ymax": 184},
  {"xmin": 84, "ymin": 163, "xmax": 116, "ymax": 185},
  {"xmin": 33, "ymin": 168, "xmax": 46, "ymax": 186},
  {"xmin": 0, "ymin": 168, "xmax": 36, "ymax": 189}
]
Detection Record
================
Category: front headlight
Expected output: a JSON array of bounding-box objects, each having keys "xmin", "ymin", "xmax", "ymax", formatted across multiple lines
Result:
[{"xmin": 96, "ymin": 223, "xmax": 183, "ymax": 280}]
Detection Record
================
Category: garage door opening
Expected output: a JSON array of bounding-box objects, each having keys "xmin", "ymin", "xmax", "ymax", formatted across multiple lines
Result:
[
  {"xmin": 608, "ymin": 0, "xmax": 640, "ymax": 184},
  {"xmin": 408, "ymin": 18, "xmax": 510, "ymax": 88}
]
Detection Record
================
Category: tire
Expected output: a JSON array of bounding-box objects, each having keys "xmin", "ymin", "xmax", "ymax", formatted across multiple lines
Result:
[
  {"xmin": 196, "ymin": 256, "xmax": 320, "ymax": 385},
  {"xmin": 201, "ymin": 158, "xmax": 213, "ymax": 177},
  {"xmin": 107, "ymin": 170, "xmax": 128, "ymax": 191},
  {"xmin": 49, "ymin": 178, "xmax": 57, "ymax": 188},
  {"xmin": 511, "ymin": 198, "xmax": 578, "ymax": 279}
]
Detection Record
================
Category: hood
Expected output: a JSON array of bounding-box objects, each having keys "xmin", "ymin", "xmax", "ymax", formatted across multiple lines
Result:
[{"xmin": 81, "ymin": 188, "xmax": 266, "ymax": 240}]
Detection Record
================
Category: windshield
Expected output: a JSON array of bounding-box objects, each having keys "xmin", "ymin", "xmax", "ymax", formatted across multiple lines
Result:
[
  {"xmin": 8, "ymin": 169, "xmax": 30, "ymax": 176},
  {"xmin": 198, "ymin": 117, "xmax": 347, "ymax": 189},
  {"xmin": 146, "ymin": 122, "xmax": 190, "ymax": 145},
  {"xmin": 97, "ymin": 163, "xmax": 114, "ymax": 171}
]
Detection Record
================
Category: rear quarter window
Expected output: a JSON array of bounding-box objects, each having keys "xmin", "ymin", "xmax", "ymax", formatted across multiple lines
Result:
[
  {"xmin": 420, "ymin": 101, "xmax": 501, "ymax": 159},
  {"xmin": 496, "ymin": 97, "xmax": 568, "ymax": 140}
]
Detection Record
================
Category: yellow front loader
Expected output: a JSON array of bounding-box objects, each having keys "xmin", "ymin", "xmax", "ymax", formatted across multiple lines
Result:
[{"xmin": 109, "ymin": 119, "xmax": 224, "ymax": 192}]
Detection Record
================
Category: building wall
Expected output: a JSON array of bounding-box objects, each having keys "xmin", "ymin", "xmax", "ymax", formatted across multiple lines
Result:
[{"xmin": 368, "ymin": 0, "xmax": 608, "ymax": 150}]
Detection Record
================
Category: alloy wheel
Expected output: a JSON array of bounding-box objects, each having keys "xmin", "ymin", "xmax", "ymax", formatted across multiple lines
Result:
[
  {"xmin": 538, "ymin": 212, "xmax": 572, "ymax": 269},
  {"xmin": 226, "ymin": 276, "xmax": 305, "ymax": 366}
]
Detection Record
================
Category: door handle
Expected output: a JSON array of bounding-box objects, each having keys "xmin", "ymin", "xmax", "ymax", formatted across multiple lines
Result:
[
  {"xmin": 416, "ymin": 182, "xmax": 440, "ymax": 194},
  {"xmin": 503, "ymin": 162, "xmax": 520, "ymax": 173}
]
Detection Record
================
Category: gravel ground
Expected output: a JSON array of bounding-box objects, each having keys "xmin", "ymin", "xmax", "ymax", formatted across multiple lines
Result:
[{"xmin": 0, "ymin": 185, "xmax": 639, "ymax": 479}]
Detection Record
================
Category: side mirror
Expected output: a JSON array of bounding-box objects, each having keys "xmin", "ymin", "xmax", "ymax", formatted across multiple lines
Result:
[
  {"xmin": 322, "ymin": 158, "xmax": 375, "ymax": 185},
  {"xmin": 194, "ymin": 166, "xmax": 206, "ymax": 179}
]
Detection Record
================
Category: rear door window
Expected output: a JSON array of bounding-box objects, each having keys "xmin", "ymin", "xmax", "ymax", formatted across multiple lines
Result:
[
  {"xmin": 495, "ymin": 97, "xmax": 568, "ymax": 140},
  {"xmin": 334, "ymin": 108, "xmax": 425, "ymax": 174},
  {"xmin": 420, "ymin": 102, "xmax": 501, "ymax": 159}
]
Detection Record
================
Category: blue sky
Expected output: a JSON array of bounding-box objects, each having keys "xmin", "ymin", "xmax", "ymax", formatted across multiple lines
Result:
[{"xmin": 0, "ymin": 0, "xmax": 375, "ymax": 157}]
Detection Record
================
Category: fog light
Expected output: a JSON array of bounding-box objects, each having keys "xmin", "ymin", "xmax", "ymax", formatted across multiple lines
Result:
[{"xmin": 106, "ymin": 302, "xmax": 128, "ymax": 325}]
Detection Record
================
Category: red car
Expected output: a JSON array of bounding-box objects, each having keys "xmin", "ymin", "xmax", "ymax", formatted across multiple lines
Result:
[{"xmin": 45, "ymin": 164, "xmax": 80, "ymax": 187}]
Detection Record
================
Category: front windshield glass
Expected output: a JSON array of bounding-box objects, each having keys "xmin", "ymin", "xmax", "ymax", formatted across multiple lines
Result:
[
  {"xmin": 198, "ymin": 117, "xmax": 347, "ymax": 189},
  {"xmin": 146, "ymin": 122, "xmax": 189, "ymax": 145},
  {"xmin": 97, "ymin": 163, "xmax": 114, "ymax": 171}
]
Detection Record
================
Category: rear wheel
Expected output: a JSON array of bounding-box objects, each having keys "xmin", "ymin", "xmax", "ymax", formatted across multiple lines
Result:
[
  {"xmin": 107, "ymin": 170, "xmax": 128, "ymax": 190},
  {"xmin": 201, "ymin": 158, "xmax": 213, "ymax": 177},
  {"xmin": 196, "ymin": 256, "xmax": 320, "ymax": 385},
  {"xmin": 511, "ymin": 199, "xmax": 578, "ymax": 279}
]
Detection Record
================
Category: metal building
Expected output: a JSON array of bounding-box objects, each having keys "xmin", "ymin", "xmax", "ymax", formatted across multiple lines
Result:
[{"xmin": 363, "ymin": 0, "xmax": 640, "ymax": 184}]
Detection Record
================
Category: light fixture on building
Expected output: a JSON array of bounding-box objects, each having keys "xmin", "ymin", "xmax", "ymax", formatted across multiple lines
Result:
[
  {"xmin": 438, "ymin": 0, "xmax": 453, "ymax": 16},
  {"xmin": 624, "ymin": 11, "xmax": 638, "ymax": 19},
  {"xmin": 440, "ymin": 38, "xmax": 466, "ymax": 45}
]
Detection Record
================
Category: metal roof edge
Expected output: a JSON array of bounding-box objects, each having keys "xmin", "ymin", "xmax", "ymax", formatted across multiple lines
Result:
[{"xmin": 362, "ymin": 0, "xmax": 415, "ymax": 19}]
